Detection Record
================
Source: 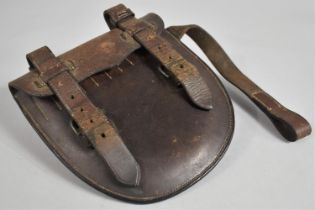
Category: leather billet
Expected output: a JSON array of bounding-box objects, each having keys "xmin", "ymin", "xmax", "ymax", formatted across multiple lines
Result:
[{"xmin": 9, "ymin": 4, "xmax": 311, "ymax": 203}]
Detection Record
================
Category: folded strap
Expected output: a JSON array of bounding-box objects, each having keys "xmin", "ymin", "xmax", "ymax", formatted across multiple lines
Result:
[
  {"xmin": 167, "ymin": 24, "xmax": 311, "ymax": 141},
  {"xmin": 27, "ymin": 46, "xmax": 141, "ymax": 186}
]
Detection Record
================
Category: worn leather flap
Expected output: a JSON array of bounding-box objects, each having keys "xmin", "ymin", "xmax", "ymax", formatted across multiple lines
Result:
[{"xmin": 9, "ymin": 13, "xmax": 165, "ymax": 97}]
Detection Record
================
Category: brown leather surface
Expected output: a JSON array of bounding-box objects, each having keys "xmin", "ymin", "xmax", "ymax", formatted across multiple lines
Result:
[
  {"xmin": 9, "ymin": 3, "xmax": 311, "ymax": 204},
  {"xmin": 10, "ymin": 28, "xmax": 234, "ymax": 202}
]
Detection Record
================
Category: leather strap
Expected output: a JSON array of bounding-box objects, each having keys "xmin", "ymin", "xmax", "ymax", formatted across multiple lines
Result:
[
  {"xmin": 167, "ymin": 24, "xmax": 311, "ymax": 141},
  {"xmin": 27, "ymin": 46, "xmax": 141, "ymax": 186},
  {"xmin": 104, "ymin": 4, "xmax": 213, "ymax": 110}
]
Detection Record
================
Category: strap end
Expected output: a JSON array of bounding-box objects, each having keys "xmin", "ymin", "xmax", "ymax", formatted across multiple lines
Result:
[
  {"xmin": 90, "ymin": 123, "xmax": 141, "ymax": 186},
  {"xmin": 252, "ymin": 91, "xmax": 312, "ymax": 141}
]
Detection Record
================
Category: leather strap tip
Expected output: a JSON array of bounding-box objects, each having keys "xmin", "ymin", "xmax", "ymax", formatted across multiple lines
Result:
[
  {"xmin": 252, "ymin": 92, "xmax": 312, "ymax": 142},
  {"xmin": 193, "ymin": 98, "xmax": 213, "ymax": 111},
  {"xmin": 183, "ymin": 82, "xmax": 213, "ymax": 111},
  {"xmin": 26, "ymin": 46, "xmax": 54, "ymax": 70},
  {"xmin": 90, "ymin": 124, "xmax": 141, "ymax": 187},
  {"xmin": 115, "ymin": 162, "xmax": 141, "ymax": 187},
  {"xmin": 96, "ymin": 140, "xmax": 142, "ymax": 187},
  {"xmin": 271, "ymin": 112, "xmax": 312, "ymax": 142},
  {"xmin": 104, "ymin": 4, "xmax": 134, "ymax": 29}
]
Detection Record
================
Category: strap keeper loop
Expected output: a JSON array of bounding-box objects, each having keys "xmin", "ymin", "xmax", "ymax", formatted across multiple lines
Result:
[{"xmin": 104, "ymin": 4, "xmax": 135, "ymax": 29}]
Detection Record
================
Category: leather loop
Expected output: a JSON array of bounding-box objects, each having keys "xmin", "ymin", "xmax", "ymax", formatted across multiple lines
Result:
[
  {"xmin": 167, "ymin": 24, "xmax": 312, "ymax": 141},
  {"xmin": 27, "ymin": 47, "xmax": 68, "ymax": 82},
  {"xmin": 27, "ymin": 46, "xmax": 141, "ymax": 186},
  {"xmin": 104, "ymin": 4, "xmax": 135, "ymax": 29}
]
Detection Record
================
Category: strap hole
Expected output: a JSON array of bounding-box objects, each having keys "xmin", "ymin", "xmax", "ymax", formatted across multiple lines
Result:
[
  {"xmin": 90, "ymin": 119, "xmax": 94, "ymax": 123},
  {"xmin": 80, "ymin": 108, "xmax": 84, "ymax": 112},
  {"xmin": 169, "ymin": 56, "xmax": 172, "ymax": 60},
  {"xmin": 180, "ymin": 64, "xmax": 184, "ymax": 68},
  {"xmin": 70, "ymin": 95, "xmax": 75, "ymax": 99},
  {"xmin": 158, "ymin": 45, "xmax": 162, "ymax": 50},
  {"xmin": 100, "ymin": 133, "xmax": 106, "ymax": 138}
]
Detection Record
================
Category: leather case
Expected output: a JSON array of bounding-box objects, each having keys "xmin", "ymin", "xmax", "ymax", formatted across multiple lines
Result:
[{"xmin": 8, "ymin": 4, "xmax": 311, "ymax": 203}]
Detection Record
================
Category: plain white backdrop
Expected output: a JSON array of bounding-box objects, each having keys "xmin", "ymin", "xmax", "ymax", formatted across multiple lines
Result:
[{"xmin": 0, "ymin": 0, "xmax": 314, "ymax": 209}]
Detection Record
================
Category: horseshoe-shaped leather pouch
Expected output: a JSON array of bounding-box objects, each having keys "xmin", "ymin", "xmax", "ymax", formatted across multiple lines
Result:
[{"xmin": 9, "ymin": 4, "xmax": 311, "ymax": 203}]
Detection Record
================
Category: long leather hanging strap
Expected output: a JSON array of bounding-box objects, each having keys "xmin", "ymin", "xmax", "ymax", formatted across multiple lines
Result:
[{"xmin": 167, "ymin": 24, "xmax": 311, "ymax": 141}]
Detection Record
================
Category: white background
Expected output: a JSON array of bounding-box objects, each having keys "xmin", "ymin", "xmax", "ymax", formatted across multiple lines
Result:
[{"xmin": 0, "ymin": 0, "xmax": 314, "ymax": 209}]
